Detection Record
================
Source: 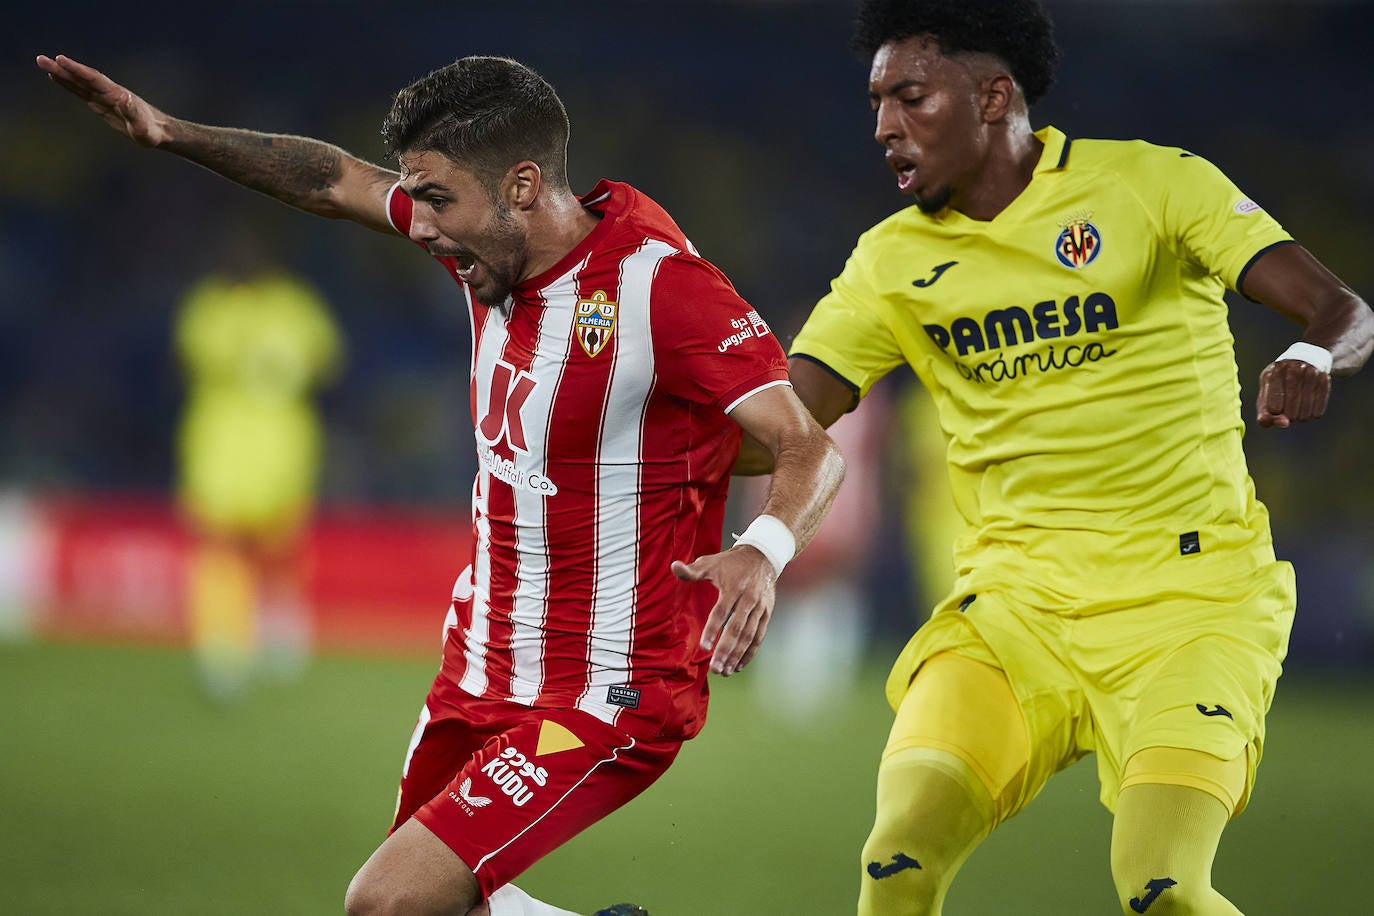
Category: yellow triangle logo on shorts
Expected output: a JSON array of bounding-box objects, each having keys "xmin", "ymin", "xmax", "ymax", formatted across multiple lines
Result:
[{"xmin": 536, "ymin": 720, "xmax": 585, "ymax": 757}]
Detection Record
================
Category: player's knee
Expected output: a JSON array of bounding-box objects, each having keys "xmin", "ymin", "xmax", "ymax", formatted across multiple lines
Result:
[
  {"xmin": 1110, "ymin": 840, "xmax": 1206, "ymax": 914},
  {"xmin": 343, "ymin": 869, "xmax": 382, "ymax": 916},
  {"xmin": 859, "ymin": 777, "xmax": 959, "ymax": 897},
  {"xmin": 344, "ymin": 867, "xmax": 452, "ymax": 916},
  {"xmin": 857, "ymin": 750, "xmax": 996, "ymax": 916},
  {"xmin": 859, "ymin": 828, "xmax": 941, "ymax": 916}
]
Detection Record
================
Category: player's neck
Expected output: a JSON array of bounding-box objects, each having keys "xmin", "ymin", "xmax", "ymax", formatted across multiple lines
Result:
[
  {"xmin": 522, "ymin": 191, "xmax": 603, "ymax": 284},
  {"xmin": 951, "ymin": 120, "xmax": 1042, "ymax": 222}
]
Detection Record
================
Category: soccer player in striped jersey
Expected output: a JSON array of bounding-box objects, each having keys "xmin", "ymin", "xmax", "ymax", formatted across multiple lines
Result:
[
  {"xmin": 739, "ymin": 1, "xmax": 1372, "ymax": 913},
  {"xmin": 37, "ymin": 53, "xmax": 844, "ymax": 916}
]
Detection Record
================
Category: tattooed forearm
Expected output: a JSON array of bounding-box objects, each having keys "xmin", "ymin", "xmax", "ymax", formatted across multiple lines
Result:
[{"xmin": 164, "ymin": 121, "xmax": 349, "ymax": 212}]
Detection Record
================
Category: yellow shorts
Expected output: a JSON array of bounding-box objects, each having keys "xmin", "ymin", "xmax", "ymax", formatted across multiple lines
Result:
[{"xmin": 884, "ymin": 560, "xmax": 1296, "ymax": 817}]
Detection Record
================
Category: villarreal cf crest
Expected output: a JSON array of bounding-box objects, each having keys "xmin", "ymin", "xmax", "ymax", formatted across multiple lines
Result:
[
  {"xmin": 575, "ymin": 290, "xmax": 618, "ymax": 357},
  {"xmin": 1054, "ymin": 211, "xmax": 1102, "ymax": 269}
]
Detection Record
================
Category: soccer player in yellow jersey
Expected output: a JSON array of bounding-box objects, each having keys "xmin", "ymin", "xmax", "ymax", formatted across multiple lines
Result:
[
  {"xmin": 176, "ymin": 268, "xmax": 343, "ymax": 698},
  {"xmin": 741, "ymin": 1, "xmax": 1373, "ymax": 913}
]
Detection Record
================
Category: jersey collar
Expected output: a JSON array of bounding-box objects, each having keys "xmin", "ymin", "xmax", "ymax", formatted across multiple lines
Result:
[
  {"xmin": 926, "ymin": 125, "xmax": 1070, "ymax": 228},
  {"xmin": 1034, "ymin": 125, "xmax": 1071, "ymax": 173}
]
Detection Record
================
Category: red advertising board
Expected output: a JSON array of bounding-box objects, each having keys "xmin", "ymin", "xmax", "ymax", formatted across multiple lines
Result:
[{"xmin": 23, "ymin": 495, "xmax": 470, "ymax": 655}]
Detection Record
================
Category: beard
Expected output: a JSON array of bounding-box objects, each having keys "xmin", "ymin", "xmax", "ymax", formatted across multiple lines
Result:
[
  {"xmin": 913, "ymin": 184, "xmax": 953, "ymax": 214},
  {"xmin": 470, "ymin": 202, "xmax": 528, "ymax": 311}
]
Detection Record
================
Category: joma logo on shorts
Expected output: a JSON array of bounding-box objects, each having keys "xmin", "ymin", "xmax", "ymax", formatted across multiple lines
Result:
[
  {"xmin": 479, "ymin": 746, "xmax": 550, "ymax": 807},
  {"xmin": 923, "ymin": 293, "xmax": 1119, "ymax": 357}
]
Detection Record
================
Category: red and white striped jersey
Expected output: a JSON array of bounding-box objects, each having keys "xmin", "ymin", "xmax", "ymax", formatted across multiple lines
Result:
[{"xmin": 387, "ymin": 179, "xmax": 789, "ymax": 741}]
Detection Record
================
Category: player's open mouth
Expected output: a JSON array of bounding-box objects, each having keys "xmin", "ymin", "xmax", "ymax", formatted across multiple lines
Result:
[
  {"xmin": 886, "ymin": 152, "xmax": 917, "ymax": 193},
  {"xmin": 453, "ymin": 251, "xmax": 477, "ymax": 280}
]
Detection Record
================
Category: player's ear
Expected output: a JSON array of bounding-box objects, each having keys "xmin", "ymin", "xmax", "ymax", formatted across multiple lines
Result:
[
  {"xmin": 980, "ymin": 71, "xmax": 1016, "ymax": 123},
  {"xmin": 503, "ymin": 161, "xmax": 542, "ymax": 211}
]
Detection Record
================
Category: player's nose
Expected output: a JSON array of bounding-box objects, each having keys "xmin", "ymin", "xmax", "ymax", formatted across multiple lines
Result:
[
  {"xmin": 408, "ymin": 211, "xmax": 440, "ymax": 244},
  {"xmin": 873, "ymin": 97, "xmax": 904, "ymax": 146}
]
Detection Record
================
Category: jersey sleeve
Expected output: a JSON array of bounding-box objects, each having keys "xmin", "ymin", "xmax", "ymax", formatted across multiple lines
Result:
[
  {"xmin": 1149, "ymin": 150, "xmax": 1294, "ymax": 292},
  {"xmin": 789, "ymin": 238, "xmax": 906, "ymax": 400},
  {"xmin": 386, "ymin": 181, "xmax": 413, "ymax": 237},
  {"xmin": 386, "ymin": 180, "xmax": 467, "ymax": 284},
  {"xmin": 651, "ymin": 254, "xmax": 789, "ymax": 412}
]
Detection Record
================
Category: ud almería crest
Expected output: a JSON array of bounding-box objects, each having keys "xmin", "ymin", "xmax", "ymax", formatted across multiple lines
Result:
[
  {"xmin": 575, "ymin": 290, "xmax": 618, "ymax": 357},
  {"xmin": 1054, "ymin": 210, "xmax": 1103, "ymax": 269}
]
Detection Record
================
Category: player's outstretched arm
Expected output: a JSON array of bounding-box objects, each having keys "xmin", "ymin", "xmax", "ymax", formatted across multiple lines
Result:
[
  {"xmin": 1241, "ymin": 243, "xmax": 1374, "ymax": 428},
  {"xmin": 733, "ymin": 357, "xmax": 857, "ymax": 475},
  {"xmin": 675, "ymin": 385, "xmax": 845, "ymax": 676},
  {"xmin": 36, "ymin": 53, "xmax": 399, "ymax": 233}
]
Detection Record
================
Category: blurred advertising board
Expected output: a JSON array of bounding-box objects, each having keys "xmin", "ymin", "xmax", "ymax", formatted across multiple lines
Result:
[{"xmin": 0, "ymin": 492, "xmax": 469, "ymax": 655}]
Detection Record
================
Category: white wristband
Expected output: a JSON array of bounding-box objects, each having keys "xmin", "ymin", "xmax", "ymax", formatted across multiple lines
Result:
[
  {"xmin": 733, "ymin": 514, "xmax": 795, "ymax": 578},
  {"xmin": 1276, "ymin": 342, "xmax": 1332, "ymax": 375}
]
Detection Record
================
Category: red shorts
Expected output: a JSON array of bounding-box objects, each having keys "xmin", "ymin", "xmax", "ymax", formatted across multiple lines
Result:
[{"xmin": 391, "ymin": 672, "xmax": 681, "ymax": 898}]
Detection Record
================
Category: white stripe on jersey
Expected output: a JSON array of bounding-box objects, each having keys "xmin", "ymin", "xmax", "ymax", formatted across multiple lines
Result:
[
  {"xmin": 724, "ymin": 378, "xmax": 793, "ymax": 415},
  {"xmin": 506, "ymin": 256, "xmax": 590, "ymax": 704},
  {"xmin": 400, "ymin": 702, "xmax": 432, "ymax": 778},
  {"xmin": 460, "ymin": 291, "xmax": 505, "ymax": 699},
  {"xmin": 576, "ymin": 240, "xmax": 676, "ymax": 724},
  {"xmin": 383, "ymin": 182, "xmax": 405, "ymax": 235}
]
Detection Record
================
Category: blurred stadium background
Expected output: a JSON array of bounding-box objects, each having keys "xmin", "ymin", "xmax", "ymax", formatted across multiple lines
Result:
[{"xmin": 3, "ymin": 1, "xmax": 1372, "ymax": 913}]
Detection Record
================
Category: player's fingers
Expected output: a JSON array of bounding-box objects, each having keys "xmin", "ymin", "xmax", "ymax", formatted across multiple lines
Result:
[
  {"xmin": 52, "ymin": 55, "xmax": 124, "ymax": 104},
  {"xmin": 1312, "ymin": 374, "xmax": 1331, "ymax": 418},
  {"xmin": 711, "ymin": 599, "xmax": 762, "ymax": 676},
  {"xmin": 734, "ymin": 610, "xmax": 772, "ymax": 672},
  {"xmin": 698, "ymin": 590, "xmax": 735, "ymax": 652},
  {"xmin": 1261, "ymin": 364, "xmax": 1289, "ymax": 417},
  {"xmin": 1256, "ymin": 365, "xmax": 1291, "ymax": 427},
  {"xmin": 42, "ymin": 65, "xmax": 98, "ymax": 102},
  {"xmin": 53, "ymin": 54, "xmax": 106, "ymax": 84},
  {"xmin": 1254, "ymin": 370, "xmax": 1275, "ymax": 426},
  {"xmin": 1298, "ymin": 372, "xmax": 1330, "ymax": 421},
  {"xmin": 672, "ymin": 559, "xmax": 706, "ymax": 582},
  {"xmin": 1293, "ymin": 376, "xmax": 1315, "ymax": 421}
]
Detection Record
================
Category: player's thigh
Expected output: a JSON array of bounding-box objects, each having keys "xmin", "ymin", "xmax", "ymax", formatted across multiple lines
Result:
[
  {"xmin": 860, "ymin": 651, "xmax": 1037, "ymax": 915},
  {"xmin": 347, "ymin": 817, "xmax": 481, "ymax": 915},
  {"xmin": 392, "ymin": 684, "xmax": 495, "ymax": 832},
  {"xmin": 412, "ymin": 707, "xmax": 679, "ymax": 899},
  {"xmin": 1098, "ymin": 563, "xmax": 1294, "ymax": 815},
  {"xmin": 882, "ymin": 650, "xmax": 1031, "ymax": 825}
]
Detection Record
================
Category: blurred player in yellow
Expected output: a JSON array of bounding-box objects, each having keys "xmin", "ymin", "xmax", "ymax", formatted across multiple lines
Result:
[
  {"xmin": 741, "ymin": 1, "xmax": 1372, "ymax": 912},
  {"xmin": 176, "ymin": 261, "xmax": 344, "ymax": 699}
]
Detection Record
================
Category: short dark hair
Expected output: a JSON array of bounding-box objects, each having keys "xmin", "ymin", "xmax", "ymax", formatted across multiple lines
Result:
[
  {"xmin": 381, "ymin": 56, "xmax": 571, "ymax": 188},
  {"xmin": 851, "ymin": 0, "xmax": 1060, "ymax": 105}
]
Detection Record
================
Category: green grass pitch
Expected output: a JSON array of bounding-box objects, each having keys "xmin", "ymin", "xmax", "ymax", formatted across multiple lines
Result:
[{"xmin": 2, "ymin": 641, "xmax": 1369, "ymax": 914}]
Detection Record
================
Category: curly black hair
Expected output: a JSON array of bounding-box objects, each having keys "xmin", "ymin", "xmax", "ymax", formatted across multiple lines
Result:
[{"xmin": 852, "ymin": 0, "xmax": 1060, "ymax": 105}]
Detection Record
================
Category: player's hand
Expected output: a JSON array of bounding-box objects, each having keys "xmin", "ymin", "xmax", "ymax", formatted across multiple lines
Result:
[
  {"xmin": 36, "ymin": 54, "xmax": 173, "ymax": 148},
  {"xmin": 672, "ymin": 546, "xmax": 776, "ymax": 677},
  {"xmin": 1256, "ymin": 358, "xmax": 1331, "ymax": 428}
]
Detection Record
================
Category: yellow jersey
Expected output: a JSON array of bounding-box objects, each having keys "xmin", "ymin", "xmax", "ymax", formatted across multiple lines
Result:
[
  {"xmin": 791, "ymin": 126, "xmax": 1294, "ymax": 598},
  {"xmin": 176, "ymin": 271, "xmax": 344, "ymax": 532}
]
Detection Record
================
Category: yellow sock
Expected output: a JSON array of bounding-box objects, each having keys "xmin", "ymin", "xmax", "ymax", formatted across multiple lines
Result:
[
  {"xmin": 187, "ymin": 541, "xmax": 257, "ymax": 697},
  {"xmin": 1111, "ymin": 772, "xmax": 1245, "ymax": 915}
]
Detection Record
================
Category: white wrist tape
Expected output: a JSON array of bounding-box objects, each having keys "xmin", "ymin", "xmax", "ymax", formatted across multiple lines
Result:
[
  {"xmin": 1276, "ymin": 342, "xmax": 1332, "ymax": 375},
  {"xmin": 734, "ymin": 514, "xmax": 795, "ymax": 578}
]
